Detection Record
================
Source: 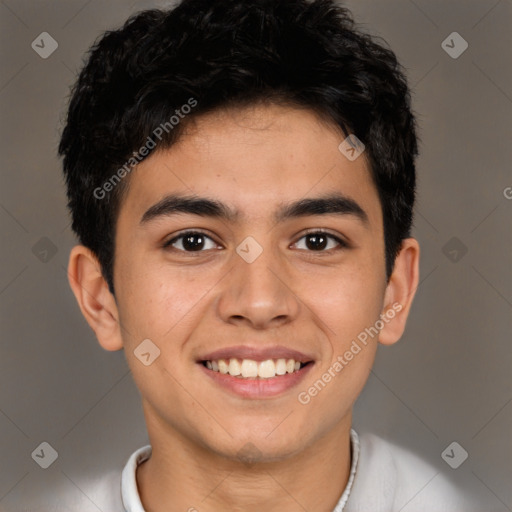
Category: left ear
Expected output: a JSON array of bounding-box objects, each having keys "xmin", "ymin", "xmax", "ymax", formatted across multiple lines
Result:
[{"xmin": 378, "ymin": 238, "xmax": 420, "ymax": 346}]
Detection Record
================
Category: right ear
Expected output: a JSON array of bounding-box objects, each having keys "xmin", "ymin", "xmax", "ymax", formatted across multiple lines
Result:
[{"xmin": 67, "ymin": 245, "xmax": 123, "ymax": 351}]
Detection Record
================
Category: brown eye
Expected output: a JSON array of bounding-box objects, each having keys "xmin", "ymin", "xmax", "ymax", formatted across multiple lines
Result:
[
  {"xmin": 164, "ymin": 231, "xmax": 218, "ymax": 252},
  {"xmin": 293, "ymin": 232, "xmax": 346, "ymax": 251},
  {"xmin": 305, "ymin": 233, "xmax": 328, "ymax": 250}
]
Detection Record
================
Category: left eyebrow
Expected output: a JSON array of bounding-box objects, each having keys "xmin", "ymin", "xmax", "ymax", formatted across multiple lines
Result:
[
  {"xmin": 140, "ymin": 193, "xmax": 369, "ymax": 226},
  {"xmin": 275, "ymin": 194, "xmax": 369, "ymax": 225}
]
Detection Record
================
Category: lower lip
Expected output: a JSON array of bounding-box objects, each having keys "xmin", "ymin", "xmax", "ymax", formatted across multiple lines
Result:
[{"xmin": 198, "ymin": 362, "xmax": 314, "ymax": 399}]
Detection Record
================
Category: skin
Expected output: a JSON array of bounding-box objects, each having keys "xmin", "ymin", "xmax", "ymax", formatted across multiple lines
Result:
[{"xmin": 68, "ymin": 104, "xmax": 420, "ymax": 512}]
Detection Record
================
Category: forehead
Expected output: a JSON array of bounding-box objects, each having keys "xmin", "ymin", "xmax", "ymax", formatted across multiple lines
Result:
[{"xmin": 118, "ymin": 104, "xmax": 381, "ymax": 227}]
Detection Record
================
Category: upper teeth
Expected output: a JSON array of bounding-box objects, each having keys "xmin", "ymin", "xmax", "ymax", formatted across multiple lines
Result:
[{"xmin": 205, "ymin": 358, "xmax": 303, "ymax": 378}]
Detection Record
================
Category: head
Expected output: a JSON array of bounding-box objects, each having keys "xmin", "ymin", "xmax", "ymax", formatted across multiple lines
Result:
[{"xmin": 60, "ymin": 0, "xmax": 420, "ymax": 462}]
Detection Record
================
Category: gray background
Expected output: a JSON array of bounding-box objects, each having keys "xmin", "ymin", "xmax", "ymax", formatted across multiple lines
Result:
[{"xmin": 0, "ymin": 0, "xmax": 511, "ymax": 510}]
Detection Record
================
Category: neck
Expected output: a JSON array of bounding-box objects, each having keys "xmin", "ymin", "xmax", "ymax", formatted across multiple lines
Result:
[{"xmin": 136, "ymin": 411, "xmax": 353, "ymax": 512}]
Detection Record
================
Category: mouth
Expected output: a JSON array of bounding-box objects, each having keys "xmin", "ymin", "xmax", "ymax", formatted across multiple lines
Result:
[
  {"xmin": 196, "ymin": 346, "xmax": 315, "ymax": 398},
  {"xmin": 200, "ymin": 357, "xmax": 313, "ymax": 379}
]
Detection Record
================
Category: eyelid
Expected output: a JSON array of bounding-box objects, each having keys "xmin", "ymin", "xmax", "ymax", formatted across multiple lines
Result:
[
  {"xmin": 162, "ymin": 229, "xmax": 222, "ymax": 249},
  {"xmin": 293, "ymin": 228, "xmax": 349, "ymax": 248}
]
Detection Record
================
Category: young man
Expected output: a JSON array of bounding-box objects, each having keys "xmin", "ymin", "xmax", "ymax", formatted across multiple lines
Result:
[{"xmin": 59, "ymin": 0, "xmax": 480, "ymax": 510}]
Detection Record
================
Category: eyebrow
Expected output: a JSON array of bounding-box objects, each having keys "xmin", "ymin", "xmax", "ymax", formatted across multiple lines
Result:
[{"xmin": 140, "ymin": 193, "xmax": 369, "ymax": 226}]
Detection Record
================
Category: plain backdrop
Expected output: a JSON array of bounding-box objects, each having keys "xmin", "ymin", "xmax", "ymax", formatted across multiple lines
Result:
[{"xmin": 0, "ymin": 0, "xmax": 511, "ymax": 510}]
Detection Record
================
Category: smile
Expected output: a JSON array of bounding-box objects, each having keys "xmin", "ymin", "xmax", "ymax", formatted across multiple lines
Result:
[{"xmin": 202, "ymin": 358, "xmax": 312, "ymax": 379}]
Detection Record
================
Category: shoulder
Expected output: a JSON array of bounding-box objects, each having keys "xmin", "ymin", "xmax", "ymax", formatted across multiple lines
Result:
[{"xmin": 345, "ymin": 432, "xmax": 483, "ymax": 512}]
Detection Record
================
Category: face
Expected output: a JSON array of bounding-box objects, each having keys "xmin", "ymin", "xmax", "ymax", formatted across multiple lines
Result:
[{"xmin": 110, "ymin": 104, "xmax": 391, "ymax": 461}]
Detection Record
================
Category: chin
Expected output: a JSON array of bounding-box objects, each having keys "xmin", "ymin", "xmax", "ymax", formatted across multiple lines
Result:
[{"xmin": 204, "ymin": 429, "xmax": 311, "ymax": 464}]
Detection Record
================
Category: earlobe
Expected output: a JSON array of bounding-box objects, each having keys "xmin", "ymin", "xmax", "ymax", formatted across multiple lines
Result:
[
  {"xmin": 378, "ymin": 238, "xmax": 420, "ymax": 346},
  {"xmin": 67, "ymin": 245, "xmax": 124, "ymax": 351}
]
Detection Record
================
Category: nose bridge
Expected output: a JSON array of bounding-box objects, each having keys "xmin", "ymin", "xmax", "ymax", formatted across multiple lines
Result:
[{"xmin": 217, "ymin": 237, "xmax": 300, "ymax": 327}]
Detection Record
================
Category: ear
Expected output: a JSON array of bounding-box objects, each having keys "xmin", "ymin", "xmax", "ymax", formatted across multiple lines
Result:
[
  {"xmin": 378, "ymin": 238, "xmax": 420, "ymax": 346},
  {"xmin": 67, "ymin": 245, "xmax": 123, "ymax": 351}
]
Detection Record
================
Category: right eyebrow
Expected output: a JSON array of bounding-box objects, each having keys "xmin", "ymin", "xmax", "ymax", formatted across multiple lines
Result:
[{"xmin": 140, "ymin": 194, "xmax": 239, "ymax": 225}]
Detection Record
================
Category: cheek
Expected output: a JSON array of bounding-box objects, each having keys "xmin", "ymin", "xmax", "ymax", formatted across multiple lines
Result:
[
  {"xmin": 302, "ymin": 258, "xmax": 386, "ymax": 341},
  {"xmin": 116, "ymin": 258, "xmax": 220, "ymax": 343},
  {"xmin": 295, "ymin": 265, "xmax": 383, "ymax": 420}
]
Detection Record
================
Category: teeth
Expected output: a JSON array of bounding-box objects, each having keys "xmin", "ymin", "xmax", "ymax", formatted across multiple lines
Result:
[
  {"xmin": 218, "ymin": 358, "xmax": 229, "ymax": 374},
  {"xmin": 258, "ymin": 359, "xmax": 276, "ymax": 379},
  {"xmin": 241, "ymin": 359, "xmax": 258, "ymax": 378},
  {"xmin": 205, "ymin": 357, "xmax": 306, "ymax": 378},
  {"xmin": 275, "ymin": 358, "xmax": 287, "ymax": 375},
  {"xmin": 228, "ymin": 358, "xmax": 241, "ymax": 376}
]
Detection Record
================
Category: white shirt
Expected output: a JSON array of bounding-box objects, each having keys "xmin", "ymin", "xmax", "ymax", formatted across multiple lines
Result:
[{"xmin": 89, "ymin": 430, "xmax": 487, "ymax": 512}]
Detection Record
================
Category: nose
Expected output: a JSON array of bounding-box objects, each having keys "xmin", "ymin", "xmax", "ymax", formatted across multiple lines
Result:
[{"xmin": 216, "ymin": 243, "xmax": 301, "ymax": 330}]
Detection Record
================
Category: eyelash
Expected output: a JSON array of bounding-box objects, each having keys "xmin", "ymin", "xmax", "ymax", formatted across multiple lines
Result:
[{"xmin": 163, "ymin": 230, "xmax": 348, "ymax": 253}]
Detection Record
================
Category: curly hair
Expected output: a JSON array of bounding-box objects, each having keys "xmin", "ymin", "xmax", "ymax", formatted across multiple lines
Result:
[{"xmin": 59, "ymin": 0, "xmax": 418, "ymax": 294}]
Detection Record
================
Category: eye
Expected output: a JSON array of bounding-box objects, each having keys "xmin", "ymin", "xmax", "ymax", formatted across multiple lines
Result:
[
  {"xmin": 163, "ymin": 231, "xmax": 220, "ymax": 252},
  {"xmin": 293, "ymin": 231, "xmax": 347, "ymax": 251}
]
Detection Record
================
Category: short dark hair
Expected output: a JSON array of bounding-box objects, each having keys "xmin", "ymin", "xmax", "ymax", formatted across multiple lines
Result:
[{"xmin": 59, "ymin": 0, "xmax": 418, "ymax": 294}]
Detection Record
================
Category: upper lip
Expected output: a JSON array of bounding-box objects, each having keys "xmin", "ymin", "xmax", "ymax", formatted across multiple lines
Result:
[{"xmin": 198, "ymin": 345, "xmax": 315, "ymax": 363}]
